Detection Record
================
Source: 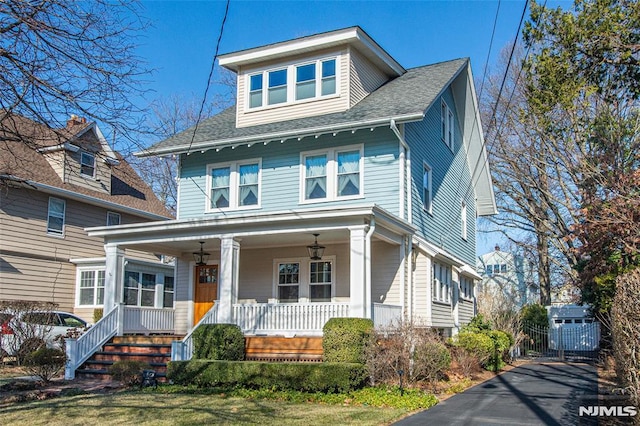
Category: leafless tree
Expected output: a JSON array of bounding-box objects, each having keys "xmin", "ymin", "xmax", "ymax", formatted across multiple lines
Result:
[{"xmin": 1, "ymin": 0, "xmax": 148, "ymax": 154}]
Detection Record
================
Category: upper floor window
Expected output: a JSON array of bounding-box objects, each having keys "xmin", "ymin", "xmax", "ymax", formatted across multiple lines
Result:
[
  {"xmin": 248, "ymin": 57, "xmax": 338, "ymax": 109},
  {"xmin": 47, "ymin": 197, "xmax": 65, "ymax": 236},
  {"xmin": 461, "ymin": 200, "xmax": 467, "ymax": 240},
  {"xmin": 301, "ymin": 145, "xmax": 363, "ymax": 203},
  {"xmin": 423, "ymin": 163, "xmax": 432, "ymax": 213},
  {"xmin": 80, "ymin": 152, "xmax": 96, "ymax": 177},
  {"xmin": 107, "ymin": 211, "xmax": 121, "ymax": 226},
  {"xmin": 485, "ymin": 263, "xmax": 508, "ymax": 275},
  {"xmin": 207, "ymin": 159, "xmax": 261, "ymax": 211},
  {"xmin": 441, "ymin": 100, "xmax": 454, "ymax": 151}
]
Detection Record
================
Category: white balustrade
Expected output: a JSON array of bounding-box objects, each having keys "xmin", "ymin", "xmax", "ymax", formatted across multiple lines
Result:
[{"xmin": 123, "ymin": 307, "xmax": 175, "ymax": 334}]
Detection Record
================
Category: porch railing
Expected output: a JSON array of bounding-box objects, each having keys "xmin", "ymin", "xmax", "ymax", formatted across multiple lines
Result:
[
  {"xmin": 171, "ymin": 303, "xmax": 219, "ymax": 361},
  {"xmin": 233, "ymin": 302, "xmax": 350, "ymax": 335},
  {"xmin": 123, "ymin": 307, "xmax": 174, "ymax": 334},
  {"xmin": 372, "ymin": 303, "xmax": 403, "ymax": 329},
  {"xmin": 65, "ymin": 304, "xmax": 119, "ymax": 380}
]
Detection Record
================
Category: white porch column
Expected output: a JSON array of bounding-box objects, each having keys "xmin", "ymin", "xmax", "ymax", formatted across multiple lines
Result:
[
  {"xmin": 349, "ymin": 226, "xmax": 367, "ymax": 318},
  {"xmin": 104, "ymin": 244, "xmax": 125, "ymax": 315},
  {"xmin": 218, "ymin": 236, "xmax": 240, "ymax": 323}
]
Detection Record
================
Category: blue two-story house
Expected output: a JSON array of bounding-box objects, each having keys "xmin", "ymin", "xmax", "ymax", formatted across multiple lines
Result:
[{"xmin": 65, "ymin": 27, "xmax": 496, "ymax": 375}]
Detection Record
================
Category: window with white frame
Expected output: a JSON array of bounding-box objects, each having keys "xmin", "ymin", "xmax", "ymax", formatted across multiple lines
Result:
[
  {"xmin": 107, "ymin": 211, "xmax": 121, "ymax": 226},
  {"xmin": 124, "ymin": 271, "xmax": 156, "ymax": 307},
  {"xmin": 275, "ymin": 258, "xmax": 335, "ymax": 303},
  {"xmin": 441, "ymin": 100, "xmax": 454, "ymax": 151},
  {"xmin": 432, "ymin": 262, "xmax": 452, "ymax": 303},
  {"xmin": 461, "ymin": 200, "xmax": 467, "ymax": 240},
  {"xmin": 277, "ymin": 262, "xmax": 300, "ymax": 303},
  {"xmin": 80, "ymin": 151, "xmax": 96, "ymax": 177},
  {"xmin": 460, "ymin": 276, "xmax": 474, "ymax": 300},
  {"xmin": 47, "ymin": 197, "xmax": 65, "ymax": 236},
  {"xmin": 207, "ymin": 160, "xmax": 261, "ymax": 211},
  {"xmin": 78, "ymin": 270, "xmax": 105, "ymax": 306},
  {"xmin": 422, "ymin": 163, "xmax": 432, "ymax": 213},
  {"xmin": 301, "ymin": 145, "xmax": 362, "ymax": 202},
  {"xmin": 163, "ymin": 276, "xmax": 174, "ymax": 308},
  {"xmin": 248, "ymin": 57, "xmax": 337, "ymax": 109}
]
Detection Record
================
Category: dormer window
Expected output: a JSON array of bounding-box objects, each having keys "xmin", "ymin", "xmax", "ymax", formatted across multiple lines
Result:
[
  {"xmin": 248, "ymin": 57, "xmax": 338, "ymax": 110},
  {"xmin": 80, "ymin": 152, "xmax": 95, "ymax": 177}
]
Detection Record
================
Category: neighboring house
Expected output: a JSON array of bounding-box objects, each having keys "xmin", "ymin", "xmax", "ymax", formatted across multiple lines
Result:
[
  {"xmin": 0, "ymin": 113, "xmax": 173, "ymax": 323},
  {"xmin": 476, "ymin": 245, "xmax": 539, "ymax": 309},
  {"xmin": 66, "ymin": 26, "xmax": 496, "ymax": 374}
]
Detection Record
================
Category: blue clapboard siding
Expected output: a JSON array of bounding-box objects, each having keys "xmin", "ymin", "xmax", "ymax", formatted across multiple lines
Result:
[
  {"xmin": 177, "ymin": 127, "xmax": 400, "ymax": 219},
  {"xmin": 406, "ymin": 88, "xmax": 476, "ymax": 266}
]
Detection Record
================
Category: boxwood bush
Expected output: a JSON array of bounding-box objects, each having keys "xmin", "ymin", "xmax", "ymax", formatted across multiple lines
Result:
[
  {"xmin": 167, "ymin": 360, "xmax": 367, "ymax": 393},
  {"xmin": 192, "ymin": 324, "xmax": 244, "ymax": 360},
  {"xmin": 323, "ymin": 317, "xmax": 373, "ymax": 364}
]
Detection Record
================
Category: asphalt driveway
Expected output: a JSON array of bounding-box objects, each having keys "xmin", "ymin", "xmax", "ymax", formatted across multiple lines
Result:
[{"xmin": 395, "ymin": 362, "xmax": 599, "ymax": 426}]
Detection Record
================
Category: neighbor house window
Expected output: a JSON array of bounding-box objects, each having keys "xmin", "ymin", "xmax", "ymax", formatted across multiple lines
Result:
[
  {"xmin": 107, "ymin": 211, "xmax": 121, "ymax": 226},
  {"xmin": 277, "ymin": 262, "xmax": 300, "ymax": 303},
  {"xmin": 301, "ymin": 145, "xmax": 363, "ymax": 202},
  {"xmin": 80, "ymin": 151, "xmax": 96, "ymax": 177},
  {"xmin": 207, "ymin": 159, "xmax": 261, "ymax": 211},
  {"xmin": 461, "ymin": 200, "xmax": 467, "ymax": 240},
  {"xmin": 422, "ymin": 163, "xmax": 432, "ymax": 213},
  {"xmin": 441, "ymin": 100, "xmax": 454, "ymax": 151},
  {"xmin": 78, "ymin": 270, "xmax": 105, "ymax": 306},
  {"xmin": 248, "ymin": 57, "xmax": 338, "ymax": 109},
  {"xmin": 47, "ymin": 197, "xmax": 65, "ymax": 236}
]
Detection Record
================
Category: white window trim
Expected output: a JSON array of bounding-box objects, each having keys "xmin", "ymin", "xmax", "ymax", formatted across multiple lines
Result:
[
  {"xmin": 432, "ymin": 262, "xmax": 452, "ymax": 305},
  {"xmin": 461, "ymin": 199, "xmax": 467, "ymax": 241},
  {"xmin": 205, "ymin": 158, "xmax": 262, "ymax": 212},
  {"xmin": 47, "ymin": 197, "xmax": 65, "ymax": 237},
  {"xmin": 246, "ymin": 56, "xmax": 340, "ymax": 112},
  {"xmin": 80, "ymin": 151, "xmax": 96, "ymax": 178},
  {"xmin": 272, "ymin": 256, "xmax": 336, "ymax": 303},
  {"xmin": 422, "ymin": 162, "xmax": 432, "ymax": 214},
  {"xmin": 76, "ymin": 267, "xmax": 106, "ymax": 307},
  {"xmin": 107, "ymin": 211, "xmax": 121, "ymax": 226},
  {"xmin": 441, "ymin": 99, "xmax": 454, "ymax": 152},
  {"xmin": 299, "ymin": 144, "xmax": 364, "ymax": 204},
  {"xmin": 460, "ymin": 276, "xmax": 474, "ymax": 301}
]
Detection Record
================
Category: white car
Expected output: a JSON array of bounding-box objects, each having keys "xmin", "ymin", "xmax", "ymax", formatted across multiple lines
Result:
[{"xmin": 0, "ymin": 310, "xmax": 87, "ymax": 358}]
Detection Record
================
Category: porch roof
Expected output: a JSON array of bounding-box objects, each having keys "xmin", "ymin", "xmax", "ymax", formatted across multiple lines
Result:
[{"xmin": 86, "ymin": 203, "xmax": 415, "ymax": 255}]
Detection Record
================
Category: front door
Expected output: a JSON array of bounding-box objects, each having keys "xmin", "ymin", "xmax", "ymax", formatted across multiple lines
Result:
[{"xmin": 194, "ymin": 264, "xmax": 218, "ymax": 324}]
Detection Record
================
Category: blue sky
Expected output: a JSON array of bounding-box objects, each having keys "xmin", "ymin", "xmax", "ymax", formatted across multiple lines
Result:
[{"xmin": 132, "ymin": 0, "xmax": 570, "ymax": 255}]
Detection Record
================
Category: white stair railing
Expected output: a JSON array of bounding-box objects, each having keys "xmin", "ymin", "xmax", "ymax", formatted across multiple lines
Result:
[
  {"xmin": 171, "ymin": 303, "xmax": 219, "ymax": 361},
  {"xmin": 65, "ymin": 304, "xmax": 120, "ymax": 380}
]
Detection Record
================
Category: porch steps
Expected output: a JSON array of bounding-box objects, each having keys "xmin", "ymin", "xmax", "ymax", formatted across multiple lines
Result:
[
  {"xmin": 244, "ymin": 336, "xmax": 323, "ymax": 362},
  {"xmin": 74, "ymin": 335, "xmax": 182, "ymax": 382}
]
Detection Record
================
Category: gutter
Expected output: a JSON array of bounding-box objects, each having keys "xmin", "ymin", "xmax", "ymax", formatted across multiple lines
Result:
[{"xmin": 135, "ymin": 113, "xmax": 425, "ymax": 157}]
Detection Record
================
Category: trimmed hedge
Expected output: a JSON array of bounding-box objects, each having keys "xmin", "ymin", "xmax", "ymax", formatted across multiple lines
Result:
[
  {"xmin": 192, "ymin": 324, "xmax": 244, "ymax": 360},
  {"xmin": 323, "ymin": 317, "xmax": 374, "ymax": 363},
  {"xmin": 167, "ymin": 360, "xmax": 368, "ymax": 393}
]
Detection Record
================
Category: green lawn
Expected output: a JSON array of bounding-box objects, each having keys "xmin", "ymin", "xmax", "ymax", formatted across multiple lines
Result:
[{"xmin": 0, "ymin": 391, "xmax": 411, "ymax": 425}]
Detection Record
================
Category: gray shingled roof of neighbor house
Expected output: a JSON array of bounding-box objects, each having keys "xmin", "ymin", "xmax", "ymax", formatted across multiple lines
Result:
[{"xmin": 138, "ymin": 58, "xmax": 468, "ymax": 156}]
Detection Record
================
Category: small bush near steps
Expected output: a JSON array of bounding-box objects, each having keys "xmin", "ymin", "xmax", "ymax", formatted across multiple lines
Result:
[
  {"xmin": 23, "ymin": 347, "xmax": 65, "ymax": 383},
  {"xmin": 110, "ymin": 360, "xmax": 151, "ymax": 387}
]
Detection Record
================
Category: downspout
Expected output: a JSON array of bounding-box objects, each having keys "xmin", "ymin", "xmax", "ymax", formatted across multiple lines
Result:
[{"xmin": 365, "ymin": 218, "xmax": 375, "ymax": 318}]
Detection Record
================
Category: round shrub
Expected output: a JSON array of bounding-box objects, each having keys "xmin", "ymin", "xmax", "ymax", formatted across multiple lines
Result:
[
  {"xmin": 451, "ymin": 331, "xmax": 494, "ymax": 365},
  {"xmin": 24, "ymin": 347, "xmax": 66, "ymax": 382},
  {"xmin": 323, "ymin": 318, "xmax": 374, "ymax": 364},
  {"xmin": 110, "ymin": 360, "xmax": 150, "ymax": 386},
  {"xmin": 192, "ymin": 324, "xmax": 245, "ymax": 360},
  {"xmin": 413, "ymin": 340, "xmax": 451, "ymax": 383}
]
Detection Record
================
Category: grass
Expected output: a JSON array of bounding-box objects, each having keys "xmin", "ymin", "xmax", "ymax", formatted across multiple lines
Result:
[{"xmin": 0, "ymin": 391, "xmax": 410, "ymax": 425}]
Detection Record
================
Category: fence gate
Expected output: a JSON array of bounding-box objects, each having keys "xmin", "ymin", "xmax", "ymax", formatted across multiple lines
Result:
[{"xmin": 518, "ymin": 322, "xmax": 600, "ymax": 362}]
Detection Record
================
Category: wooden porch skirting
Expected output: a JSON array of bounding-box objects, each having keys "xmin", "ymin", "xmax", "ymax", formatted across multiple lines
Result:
[{"xmin": 244, "ymin": 336, "xmax": 323, "ymax": 362}]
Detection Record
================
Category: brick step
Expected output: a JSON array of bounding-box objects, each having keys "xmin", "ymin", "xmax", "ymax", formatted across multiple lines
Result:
[
  {"xmin": 112, "ymin": 335, "xmax": 182, "ymax": 345},
  {"xmin": 103, "ymin": 344, "xmax": 172, "ymax": 354},
  {"xmin": 93, "ymin": 352, "xmax": 170, "ymax": 363},
  {"xmin": 83, "ymin": 359, "xmax": 168, "ymax": 372}
]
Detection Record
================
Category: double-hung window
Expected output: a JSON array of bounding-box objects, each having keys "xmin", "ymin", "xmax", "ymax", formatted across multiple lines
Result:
[
  {"xmin": 275, "ymin": 257, "xmax": 335, "ymax": 303},
  {"xmin": 423, "ymin": 163, "xmax": 432, "ymax": 213},
  {"xmin": 78, "ymin": 270, "xmax": 105, "ymax": 306},
  {"xmin": 248, "ymin": 57, "xmax": 337, "ymax": 109},
  {"xmin": 207, "ymin": 159, "xmax": 261, "ymax": 211},
  {"xmin": 47, "ymin": 197, "xmax": 65, "ymax": 236},
  {"xmin": 301, "ymin": 145, "xmax": 363, "ymax": 203},
  {"xmin": 309, "ymin": 261, "xmax": 332, "ymax": 302},
  {"xmin": 441, "ymin": 100, "xmax": 454, "ymax": 151},
  {"xmin": 107, "ymin": 211, "xmax": 121, "ymax": 226},
  {"xmin": 80, "ymin": 152, "xmax": 96, "ymax": 177},
  {"xmin": 432, "ymin": 262, "xmax": 451, "ymax": 304},
  {"xmin": 124, "ymin": 271, "xmax": 156, "ymax": 307},
  {"xmin": 277, "ymin": 262, "xmax": 300, "ymax": 303},
  {"xmin": 163, "ymin": 276, "xmax": 175, "ymax": 308}
]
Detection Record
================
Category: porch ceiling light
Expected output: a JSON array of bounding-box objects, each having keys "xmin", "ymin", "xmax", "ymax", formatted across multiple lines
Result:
[
  {"xmin": 307, "ymin": 233, "xmax": 325, "ymax": 260},
  {"xmin": 193, "ymin": 241, "xmax": 210, "ymax": 266}
]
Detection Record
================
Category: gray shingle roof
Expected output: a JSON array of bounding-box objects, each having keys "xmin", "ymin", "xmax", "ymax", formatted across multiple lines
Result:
[{"xmin": 140, "ymin": 58, "xmax": 468, "ymax": 156}]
